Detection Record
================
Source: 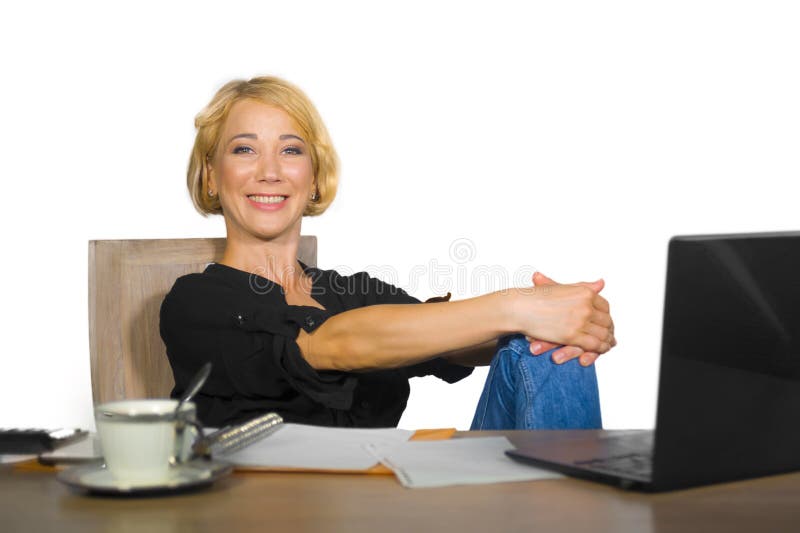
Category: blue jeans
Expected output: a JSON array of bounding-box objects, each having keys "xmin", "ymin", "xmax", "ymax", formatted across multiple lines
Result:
[{"xmin": 470, "ymin": 334, "xmax": 602, "ymax": 430}]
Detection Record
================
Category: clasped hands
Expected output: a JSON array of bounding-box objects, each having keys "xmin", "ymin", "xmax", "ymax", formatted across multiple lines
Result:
[{"xmin": 523, "ymin": 272, "xmax": 617, "ymax": 367}]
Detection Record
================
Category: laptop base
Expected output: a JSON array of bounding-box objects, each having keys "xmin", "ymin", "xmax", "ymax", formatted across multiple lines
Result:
[{"xmin": 506, "ymin": 429, "xmax": 656, "ymax": 491}]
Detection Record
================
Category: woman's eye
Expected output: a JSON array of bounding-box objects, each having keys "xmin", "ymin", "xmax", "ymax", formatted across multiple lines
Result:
[
  {"xmin": 232, "ymin": 145, "xmax": 255, "ymax": 154},
  {"xmin": 282, "ymin": 146, "xmax": 303, "ymax": 155}
]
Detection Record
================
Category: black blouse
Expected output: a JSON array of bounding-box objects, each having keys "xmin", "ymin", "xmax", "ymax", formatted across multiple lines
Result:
[{"xmin": 159, "ymin": 261, "xmax": 473, "ymax": 428}]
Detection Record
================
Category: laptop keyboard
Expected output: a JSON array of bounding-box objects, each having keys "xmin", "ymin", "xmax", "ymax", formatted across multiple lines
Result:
[{"xmin": 575, "ymin": 452, "xmax": 653, "ymax": 479}]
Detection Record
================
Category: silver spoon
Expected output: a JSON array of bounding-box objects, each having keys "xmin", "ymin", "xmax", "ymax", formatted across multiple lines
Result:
[
  {"xmin": 172, "ymin": 362, "xmax": 212, "ymax": 463},
  {"xmin": 175, "ymin": 362, "xmax": 212, "ymax": 416}
]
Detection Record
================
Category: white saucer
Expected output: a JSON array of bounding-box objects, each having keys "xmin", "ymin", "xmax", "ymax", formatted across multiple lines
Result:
[{"xmin": 57, "ymin": 459, "xmax": 232, "ymax": 496}]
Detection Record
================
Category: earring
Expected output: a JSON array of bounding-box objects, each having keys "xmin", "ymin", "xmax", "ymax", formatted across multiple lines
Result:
[
  {"xmin": 310, "ymin": 190, "xmax": 319, "ymax": 202},
  {"xmin": 208, "ymin": 190, "xmax": 216, "ymax": 197}
]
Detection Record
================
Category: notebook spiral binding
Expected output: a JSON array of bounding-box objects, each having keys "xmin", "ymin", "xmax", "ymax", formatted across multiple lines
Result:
[{"xmin": 193, "ymin": 412, "xmax": 284, "ymax": 458}]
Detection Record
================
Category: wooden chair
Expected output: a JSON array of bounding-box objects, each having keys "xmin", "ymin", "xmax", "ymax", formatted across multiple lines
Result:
[{"xmin": 88, "ymin": 237, "xmax": 318, "ymax": 405}]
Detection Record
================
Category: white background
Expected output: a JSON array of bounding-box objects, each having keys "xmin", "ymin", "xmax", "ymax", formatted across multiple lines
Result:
[{"xmin": 1, "ymin": 1, "xmax": 798, "ymax": 431}]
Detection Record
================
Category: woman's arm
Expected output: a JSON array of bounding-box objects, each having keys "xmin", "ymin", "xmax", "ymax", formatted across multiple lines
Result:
[{"xmin": 298, "ymin": 284, "xmax": 613, "ymax": 371}]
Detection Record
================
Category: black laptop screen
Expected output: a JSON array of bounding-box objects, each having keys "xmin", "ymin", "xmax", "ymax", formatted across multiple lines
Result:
[{"xmin": 662, "ymin": 234, "xmax": 800, "ymax": 381}]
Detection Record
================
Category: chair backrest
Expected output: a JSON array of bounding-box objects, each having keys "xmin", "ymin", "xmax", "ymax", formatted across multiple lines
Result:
[{"xmin": 88, "ymin": 236, "xmax": 317, "ymax": 405}]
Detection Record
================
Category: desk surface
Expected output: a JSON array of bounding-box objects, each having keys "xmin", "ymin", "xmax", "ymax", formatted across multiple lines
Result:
[{"xmin": 3, "ymin": 430, "xmax": 799, "ymax": 533}]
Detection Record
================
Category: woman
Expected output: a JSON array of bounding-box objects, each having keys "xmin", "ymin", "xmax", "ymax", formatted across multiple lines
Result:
[{"xmin": 160, "ymin": 76, "xmax": 615, "ymax": 429}]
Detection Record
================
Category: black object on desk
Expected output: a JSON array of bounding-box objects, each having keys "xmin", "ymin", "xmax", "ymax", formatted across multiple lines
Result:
[
  {"xmin": 0, "ymin": 428, "xmax": 88, "ymax": 454},
  {"xmin": 507, "ymin": 231, "xmax": 800, "ymax": 492}
]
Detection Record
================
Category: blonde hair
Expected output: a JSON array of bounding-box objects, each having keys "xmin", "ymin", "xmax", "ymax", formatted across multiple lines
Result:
[{"xmin": 187, "ymin": 76, "xmax": 338, "ymax": 216}]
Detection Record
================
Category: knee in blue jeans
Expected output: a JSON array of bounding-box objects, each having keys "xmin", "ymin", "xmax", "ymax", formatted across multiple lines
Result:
[{"xmin": 471, "ymin": 334, "xmax": 603, "ymax": 430}]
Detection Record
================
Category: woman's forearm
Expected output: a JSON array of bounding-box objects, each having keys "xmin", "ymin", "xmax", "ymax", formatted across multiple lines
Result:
[
  {"xmin": 298, "ymin": 291, "xmax": 515, "ymax": 371},
  {"xmin": 298, "ymin": 282, "xmax": 613, "ymax": 371}
]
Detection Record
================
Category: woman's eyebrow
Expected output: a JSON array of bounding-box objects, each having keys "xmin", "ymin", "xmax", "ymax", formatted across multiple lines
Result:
[
  {"xmin": 225, "ymin": 133, "xmax": 305, "ymax": 144},
  {"xmin": 227, "ymin": 133, "xmax": 257, "ymax": 144}
]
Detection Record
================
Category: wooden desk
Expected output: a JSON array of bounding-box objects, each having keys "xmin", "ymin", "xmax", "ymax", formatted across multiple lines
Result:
[{"xmin": 2, "ymin": 431, "xmax": 799, "ymax": 533}]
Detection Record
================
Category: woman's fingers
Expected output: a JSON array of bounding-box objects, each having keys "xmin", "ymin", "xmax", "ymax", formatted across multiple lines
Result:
[
  {"xmin": 532, "ymin": 272, "xmax": 557, "ymax": 285},
  {"xmin": 573, "ymin": 296, "xmax": 614, "ymax": 349},
  {"xmin": 590, "ymin": 309, "xmax": 613, "ymax": 328},
  {"xmin": 590, "ymin": 300, "xmax": 615, "ymax": 346},
  {"xmin": 579, "ymin": 352, "xmax": 600, "ymax": 366},
  {"xmin": 524, "ymin": 336, "xmax": 559, "ymax": 355},
  {"xmin": 569, "ymin": 332, "xmax": 612, "ymax": 354},
  {"xmin": 534, "ymin": 272, "xmax": 606, "ymax": 296},
  {"xmin": 550, "ymin": 346, "xmax": 601, "ymax": 366},
  {"xmin": 592, "ymin": 293, "xmax": 610, "ymax": 313},
  {"xmin": 529, "ymin": 339, "xmax": 604, "ymax": 366},
  {"xmin": 608, "ymin": 320, "xmax": 616, "ymax": 347},
  {"xmin": 550, "ymin": 345, "xmax": 583, "ymax": 363},
  {"xmin": 534, "ymin": 272, "xmax": 602, "ymax": 291},
  {"xmin": 582, "ymin": 323, "xmax": 612, "ymax": 346}
]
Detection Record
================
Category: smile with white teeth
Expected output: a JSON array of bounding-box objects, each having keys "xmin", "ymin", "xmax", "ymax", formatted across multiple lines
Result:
[{"xmin": 248, "ymin": 195, "xmax": 287, "ymax": 204}]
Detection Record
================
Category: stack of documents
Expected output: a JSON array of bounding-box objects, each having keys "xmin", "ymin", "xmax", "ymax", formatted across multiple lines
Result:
[
  {"xmin": 224, "ymin": 424, "xmax": 561, "ymax": 488},
  {"xmin": 364, "ymin": 436, "xmax": 562, "ymax": 488},
  {"xmin": 225, "ymin": 424, "xmax": 413, "ymax": 471}
]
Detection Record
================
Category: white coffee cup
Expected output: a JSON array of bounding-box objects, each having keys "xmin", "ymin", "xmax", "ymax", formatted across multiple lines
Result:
[{"xmin": 95, "ymin": 399, "xmax": 199, "ymax": 485}]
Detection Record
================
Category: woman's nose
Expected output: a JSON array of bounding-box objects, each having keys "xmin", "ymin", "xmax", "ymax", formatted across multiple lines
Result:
[{"xmin": 257, "ymin": 154, "xmax": 281, "ymax": 182}]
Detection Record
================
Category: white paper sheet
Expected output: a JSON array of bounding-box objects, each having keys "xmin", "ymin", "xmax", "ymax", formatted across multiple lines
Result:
[
  {"xmin": 0, "ymin": 454, "xmax": 36, "ymax": 464},
  {"xmin": 225, "ymin": 423, "xmax": 414, "ymax": 470},
  {"xmin": 364, "ymin": 436, "xmax": 564, "ymax": 488}
]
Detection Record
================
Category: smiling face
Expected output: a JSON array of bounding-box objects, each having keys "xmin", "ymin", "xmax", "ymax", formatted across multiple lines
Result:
[{"xmin": 208, "ymin": 98, "xmax": 315, "ymax": 246}]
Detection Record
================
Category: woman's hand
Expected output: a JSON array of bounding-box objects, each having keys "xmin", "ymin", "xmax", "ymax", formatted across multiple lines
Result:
[{"xmin": 515, "ymin": 272, "xmax": 616, "ymax": 366}]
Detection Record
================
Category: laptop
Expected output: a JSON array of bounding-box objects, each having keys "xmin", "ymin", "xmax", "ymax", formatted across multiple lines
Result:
[{"xmin": 506, "ymin": 231, "xmax": 800, "ymax": 491}]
